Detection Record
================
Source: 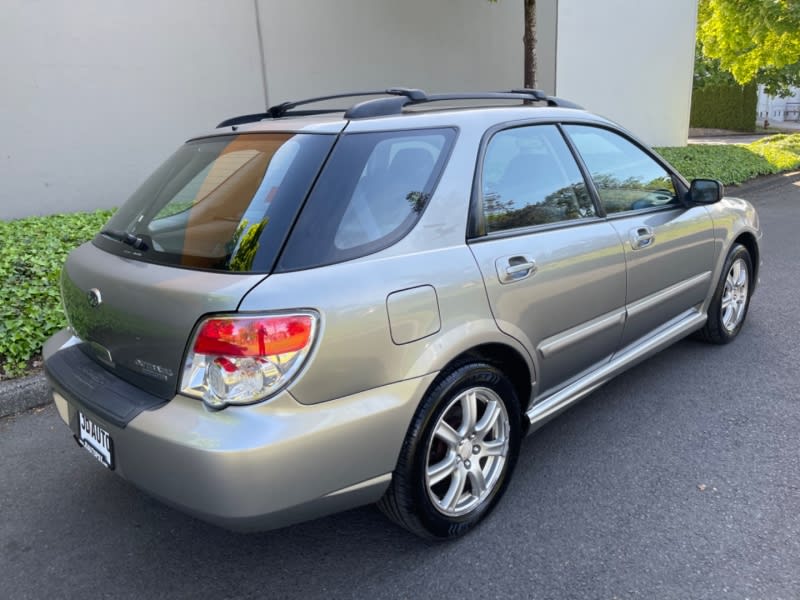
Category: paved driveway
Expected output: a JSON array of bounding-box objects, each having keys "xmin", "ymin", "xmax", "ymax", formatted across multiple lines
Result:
[{"xmin": 1, "ymin": 175, "xmax": 799, "ymax": 600}]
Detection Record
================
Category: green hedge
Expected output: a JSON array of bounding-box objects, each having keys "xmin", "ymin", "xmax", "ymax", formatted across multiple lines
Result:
[
  {"xmin": 0, "ymin": 210, "xmax": 113, "ymax": 378},
  {"xmin": 656, "ymin": 133, "xmax": 800, "ymax": 185},
  {"xmin": 690, "ymin": 82, "xmax": 758, "ymax": 132}
]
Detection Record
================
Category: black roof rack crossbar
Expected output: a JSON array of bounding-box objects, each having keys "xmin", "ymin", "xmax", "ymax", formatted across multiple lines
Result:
[
  {"xmin": 505, "ymin": 89, "xmax": 584, "ymax": 109},
  {"xmin": 218, "ymin": 88, "xmax": 583, "ymax": 126},
  {"xmin": 344, "ymin": 90, "xmax": 583, "ymax": 119},
  {"xmin": 216, "ymin": 88, "xmax": 427, "ymax": 128}
]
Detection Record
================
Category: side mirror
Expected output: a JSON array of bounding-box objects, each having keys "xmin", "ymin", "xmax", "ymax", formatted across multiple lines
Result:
[{"xmin": 689, "ymin": 178, "xmax": 723, "ymax": 205}]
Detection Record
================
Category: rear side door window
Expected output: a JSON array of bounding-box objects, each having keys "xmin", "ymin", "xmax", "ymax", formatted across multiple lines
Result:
[
  {"xmin": 278, "ymin": 128, "xmax": 455, "ymax": 271},
  {"xmin": 480, "ymin": 124, "xmax": 597, "ymax": 234},
  {"xmin": 563, "ymin": 125, "xmax": 679, "ymax": 214}
]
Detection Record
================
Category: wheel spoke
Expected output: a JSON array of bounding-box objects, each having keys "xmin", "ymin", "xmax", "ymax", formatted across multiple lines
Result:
[
  {"xmin": 441, "ymin": 467, "xmax": 467, "ymax": 510},
  {"xmin": 434, "ymin": 421, "xmax": 461, "ymax": 448},
  {"xmin": 730, "ymin": 261, "xmax": 741, "ymax": 285},
  {"xmin": 427, "ymin": 452, "xmax": 458, "ymax": 486},
  {"xmin": 721, "ymin": 298, "xmax": 733, "ymax": 312},
  {"xmin": 474, "ymin": 400, "xmax": 500, "ymax": 440},
  {"xmin": 467, "ymin": 465, "xmax": 487, "ymax": 496},
  {"xmin": 459, "ymin": 390, "xmax": 478, "ymax": 435},
  {"xmin": 722, "ymin": 313, "xmax": 733, "ymax": 329},
  {"xmin": 734, "ymin": 300, "xmax": 745, "ymax": 325},
  {"xmin": 483, "ymin": 438, "xmax": 506, "ymax": 457},
  {"xmin": 736, "ymin": 261, "xmax": 747, "ymax": 286}
]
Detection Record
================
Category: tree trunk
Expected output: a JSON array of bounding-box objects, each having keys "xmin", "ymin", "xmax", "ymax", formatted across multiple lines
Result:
[{"xmin": 524, "ymin": 0, "xmax": 537, "ymax": 88}]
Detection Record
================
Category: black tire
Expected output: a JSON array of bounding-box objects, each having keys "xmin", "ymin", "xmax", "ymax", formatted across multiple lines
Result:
[
  {"xmin": 378, "ymin": 362, "xmax": 521, "ymax": 539},
  {"xmin": 697, "ymin": 243, "xmax": 753, "ymax": 344}
]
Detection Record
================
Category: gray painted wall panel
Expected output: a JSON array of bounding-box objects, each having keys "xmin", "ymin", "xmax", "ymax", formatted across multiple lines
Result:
[{"xmin": 0, "ymin": 0, "xmax": 266, "ymax": 219}]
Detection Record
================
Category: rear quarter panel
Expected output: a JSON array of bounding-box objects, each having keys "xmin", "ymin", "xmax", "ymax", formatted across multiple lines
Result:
[
  {"xmin": 239, "ymin": 117, "xmax": 535, "ymax": 405},
  {"xmin": 239, "ymin": 246, "xmax": 533, "ymax": 405}
]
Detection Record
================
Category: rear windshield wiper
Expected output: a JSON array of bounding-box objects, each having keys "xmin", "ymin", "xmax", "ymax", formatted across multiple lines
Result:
[{"xmin": 100, "ymin": 229, "xmax": 149, "ymax": 251}]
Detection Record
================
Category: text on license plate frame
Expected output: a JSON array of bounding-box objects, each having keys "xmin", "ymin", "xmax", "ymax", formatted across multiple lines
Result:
[{"xmin": 78, "ymin": 411, "xmax": 115, "ymax": 470}]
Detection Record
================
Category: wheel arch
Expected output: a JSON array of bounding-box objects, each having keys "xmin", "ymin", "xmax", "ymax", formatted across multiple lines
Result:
[
  {"xmin": 431, "ymin": 342, "xmax": 534, "ymax": 432},
  {"xmin": 733, "ymin": 231, "xmax": 760, "ymax": 289}
]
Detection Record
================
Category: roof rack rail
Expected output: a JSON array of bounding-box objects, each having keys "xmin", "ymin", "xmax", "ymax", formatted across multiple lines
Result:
[
  {"xmin": 344, "ymin": 90, "xmax": 583, "ymax": 119},
  {"xmin": 217, "ymin": 88, "xmax": 583, "ymax": 127},
  {"xmin": 216, "ymin": 88, "xmax": 426, "ymax": 128},
  {"xmin": 505, "ymin": 89, "xmax": 584, "ymax": 109}
]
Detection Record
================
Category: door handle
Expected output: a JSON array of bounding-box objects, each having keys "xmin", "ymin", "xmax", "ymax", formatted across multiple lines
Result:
[
  {"xmin": 496, "ymin": 255, "xmax": 537, "ymax": 283},
  {"xmin": 630, "ymin": 226, "xmax": 655, "ymax": 250}
]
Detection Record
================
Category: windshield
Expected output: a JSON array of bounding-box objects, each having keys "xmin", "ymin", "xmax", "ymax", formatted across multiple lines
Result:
[{"xmin": 94, "ymin": 133, "xmax": 335, "ymax": 272}]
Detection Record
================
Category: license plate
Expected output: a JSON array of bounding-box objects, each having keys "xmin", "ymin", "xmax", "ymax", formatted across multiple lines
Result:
[{"xmin": 78, "ymin": 412, "xmax": 114, "ymax": 469}]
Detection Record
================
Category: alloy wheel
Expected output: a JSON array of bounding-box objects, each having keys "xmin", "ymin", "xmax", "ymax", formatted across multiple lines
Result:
[
  {"xmin": 424, "ymin": 386, "xmax": 510, "ymax": 517},
  {"xmin": 721, "ymin": 257, "xmax": 749, "ymax": 332}
]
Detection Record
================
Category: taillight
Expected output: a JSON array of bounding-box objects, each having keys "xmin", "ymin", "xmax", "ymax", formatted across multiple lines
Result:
[{"xmin": 180, "ymin": 312, "xmax": 317, "ymax": 409}]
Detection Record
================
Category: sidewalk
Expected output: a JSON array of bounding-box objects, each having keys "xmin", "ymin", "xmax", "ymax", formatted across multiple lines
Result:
[{"xmin": 689, "ymin": 120, "xmax": 800, "ymax": 145}]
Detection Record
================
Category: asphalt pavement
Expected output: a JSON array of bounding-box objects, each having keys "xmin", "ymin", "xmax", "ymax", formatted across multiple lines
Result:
[{"xmin": 2, "ymin": 174, "xmax": 799, "ymax": 599}]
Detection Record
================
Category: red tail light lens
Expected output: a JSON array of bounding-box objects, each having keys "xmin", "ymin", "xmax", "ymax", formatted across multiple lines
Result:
[
  {"xmin": 180, "ymin": 312, "xmax": 318, "ymax": 409},
  {"xmin": 193, "ymin": 315, "xmax": 313, "ymax": 357}
]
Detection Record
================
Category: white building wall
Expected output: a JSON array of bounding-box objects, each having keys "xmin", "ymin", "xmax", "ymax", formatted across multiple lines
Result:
[
  {"xmin": 0, "ymin": 0, "xmax": 698, "ymax": 219},
  {"xmin": 0, "ymin": 0, "xmax": 524, "ymax": 219},
  {"xmin": 757, "ymin": 86, "xmax": 800, "ymax": 122},
  {"xmin": 0, "ymin": 0, "xmax": 266, "ymax": 220},
  {"xmin": 555, "ymin": 0, "xmax": 698, "ymax": 147},
  {"xmin": 256, "ymin": 0, "xmax": 523, "ymax": 102}
]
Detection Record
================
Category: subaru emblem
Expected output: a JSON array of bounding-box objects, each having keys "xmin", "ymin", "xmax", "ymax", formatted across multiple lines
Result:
[{"xmin": 87, "ymin": 288, "xmax": 102, "ymax": 308}]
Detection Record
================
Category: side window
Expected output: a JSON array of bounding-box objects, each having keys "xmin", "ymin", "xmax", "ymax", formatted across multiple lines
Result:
[
  {"xmin": 334, "ymin": 134, "xmax": 445, "ymax": 250},
  {"xmin": 564, "ymin": 125, "xmax": 678, "ymax": 214},
  {"xmin": 481, "ymin": 124, "xmax": 596, "ymax": 234},
  {"xmin": 278, "ymin": 128, "xmax": 455, "ymax": 271}
]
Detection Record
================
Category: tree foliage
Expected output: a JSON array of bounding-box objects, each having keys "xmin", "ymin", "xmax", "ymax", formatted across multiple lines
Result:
[{"xmin": 697, "ymin": 0, "xmax": 800, "ymax": 96}]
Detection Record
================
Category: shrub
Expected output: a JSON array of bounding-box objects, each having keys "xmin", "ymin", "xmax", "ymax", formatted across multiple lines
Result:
[
  {"xmin": 656, "ymin": 133, "xmax": 800, "ymax": 185},
  {"xmin": 689, "ymin": 82, "xmax": 758, "ymax": 132},
  {"xmin": 0, "ymin": 210, "xmax": 113, "ymax": 378},
  {"xmin": 656, "ymin": 144, "xmax": 778, "ymax": 184}
]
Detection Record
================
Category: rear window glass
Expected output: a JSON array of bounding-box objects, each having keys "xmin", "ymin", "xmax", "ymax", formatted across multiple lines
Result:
[
  {"xmin": 277, "ymin": 128, "xmax": 455, "ymax": 271},
  {"xmin": 93, "ymin": 133, "xmax": 335, "ymax": 272}
]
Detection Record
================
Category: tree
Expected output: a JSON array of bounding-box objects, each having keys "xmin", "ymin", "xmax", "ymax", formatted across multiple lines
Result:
[
  {"xmin": 697, "ymin": 0, "xmax": 800, "ymax": 97},
  {"xmin": 488, "ymin": 0, "xmax": 537, "ymax": 89}
]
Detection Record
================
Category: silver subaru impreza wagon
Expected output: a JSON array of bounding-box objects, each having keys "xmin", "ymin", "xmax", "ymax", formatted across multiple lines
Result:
[{"xmin": 44, "ymin": 89, "xmax": 761, "ymax": 539}]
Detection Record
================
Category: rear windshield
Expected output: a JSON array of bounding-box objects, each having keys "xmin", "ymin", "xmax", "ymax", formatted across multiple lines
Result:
[
  {"xmin": 94, "ymin": 133, "xmax": 335, "ymax": 272},
  {"xmin": 277, "ymin": 127, "xmax": 456, "ymax": 271}
]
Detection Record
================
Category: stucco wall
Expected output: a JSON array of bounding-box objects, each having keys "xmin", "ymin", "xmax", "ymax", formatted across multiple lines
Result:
[
  {"xmin": 555, "ymin": 0, "xmax": 698, "ymax": 147},
  {"xmin": 0, "ymin": 1, "xmax": 265, "ymax": 220},
  {"xmin": 0, "ymin": 0, "xmax": 524, "ymax": 219},
  {"xmin": 1, "ymin": 0, "xmax": 696, "ymax": 219},
  {"xmin": 256, "ymin": 0, "xmax": 524, "ymax": 102}
]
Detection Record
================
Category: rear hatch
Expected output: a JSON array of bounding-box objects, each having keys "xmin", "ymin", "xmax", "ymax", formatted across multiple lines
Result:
[{"xmin": 59, "ymin": 130, "xmax": 337, "ymax": 398}]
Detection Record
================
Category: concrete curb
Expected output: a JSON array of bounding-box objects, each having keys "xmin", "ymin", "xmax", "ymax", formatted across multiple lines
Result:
[
  {"xmin": 728, "ymin": 170, "xmax": 800, "ymax": 198},
  {"xmin": 0, "ymin": 371, "xmax": 50, "ymax": 419}
]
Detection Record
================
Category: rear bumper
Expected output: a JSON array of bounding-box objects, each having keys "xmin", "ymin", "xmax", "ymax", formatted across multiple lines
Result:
[{"xmin": 44, "ymin": 329, "xmax": 436, "ymax": 531}]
